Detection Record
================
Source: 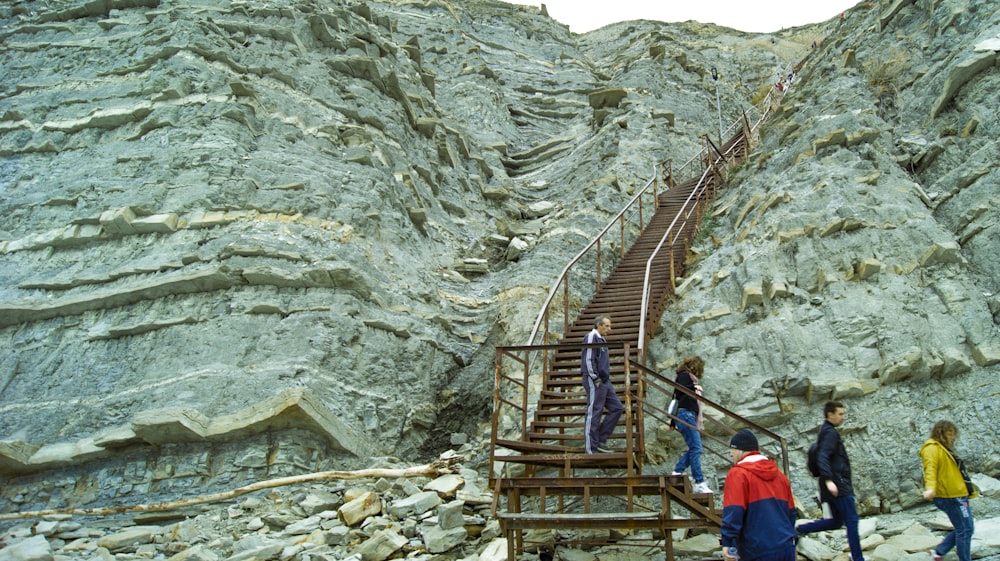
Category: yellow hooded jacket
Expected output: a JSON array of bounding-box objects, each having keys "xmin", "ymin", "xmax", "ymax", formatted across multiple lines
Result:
[{"xmin": 919, "ymin": 438, "xmax": 970, "ymax": 499}]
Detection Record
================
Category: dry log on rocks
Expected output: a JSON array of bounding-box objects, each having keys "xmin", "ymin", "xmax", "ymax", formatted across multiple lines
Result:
[{"xmin": 0, "ymin": 452, "xmax": 463, "ymax": 521}]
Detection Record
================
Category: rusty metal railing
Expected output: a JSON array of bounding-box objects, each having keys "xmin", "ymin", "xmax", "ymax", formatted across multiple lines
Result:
[
  {"xmin": 629, "ymin": 358, "xmax": 790, "ymax": 476},
  {"xmin": 524, "ymin": 171, "xmax": 666, "ymax": 351},
  {"xmin": 490, "ymin": 341, "xmax": 640, "ymax": 481},
  {"xmin": 495, "ymin": 81, "xmax": 784, "ymax": 475},
  {"xmin": 636, "ymin": 90, "xmax": 778, "ymax": 360},
  {"xmin": 489, "ymin": 341, "xmax": 790, "ymax": 483},
  {"xmin": 524, "ymin": 84, "xmax": 777, "ymax": 361}
]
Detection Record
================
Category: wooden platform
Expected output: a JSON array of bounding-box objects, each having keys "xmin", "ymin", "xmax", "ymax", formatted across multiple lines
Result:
[{"xmin": 494, "ymin": 475, "xmax": 721, "ymax": 560}]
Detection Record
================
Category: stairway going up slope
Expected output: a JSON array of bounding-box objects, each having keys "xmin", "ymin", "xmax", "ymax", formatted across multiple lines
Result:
[
  {"xmin": 493, "ymin": 176, "xmax": 711, "ymax": 469},
  {"xmin": 489, "ymin": 88, "xmax": 793, "ymax": 561}
]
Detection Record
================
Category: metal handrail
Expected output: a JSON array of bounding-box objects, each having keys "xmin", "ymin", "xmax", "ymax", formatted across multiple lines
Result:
[
  {"xmin": 524, "ymin": 169, "xmax": 662, "ymax": 348},
  {"xmin": 525, "ymin": 84, "xmax": 779, "ymax": 354},
  {"xmin": 636, "ymin": 90, "xmax": 778, "ymax": 359},
  {"xmin": 491, "ymin": 63, "xmax": 801, "ymax": 498},
  {"xmin": 662, "ymin": 145, "xmax": 708, "ymax": 186},
  {"xmin": 629, "ymin": 359, "xmax": 790, "ymax": 476},
  {"xmin": 636, "ymin": 163, "xmax": 715, "ymax": 361},
  {"xmin": 658, "ymin": 91, "xmax": 767, "ymax": 181}
]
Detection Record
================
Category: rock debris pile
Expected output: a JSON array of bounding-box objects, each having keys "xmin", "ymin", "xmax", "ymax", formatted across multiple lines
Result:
[{"xmin": 1, "ymin": 456, "xmax": 999, "ymax": 561}]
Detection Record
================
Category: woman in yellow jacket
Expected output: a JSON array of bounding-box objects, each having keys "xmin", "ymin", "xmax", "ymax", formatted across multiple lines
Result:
[{"xmin": 920, "ymin": 420, "xmax": 975, "ymax": 561}]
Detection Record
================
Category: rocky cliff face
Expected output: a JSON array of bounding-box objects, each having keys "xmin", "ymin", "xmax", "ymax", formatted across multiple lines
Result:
[
  {"xmin": 647, "ymin": 0, "xmax": 1000, "ymax": 512},
  {"xmin": 0, "ymin": 0, "xmax": 997, "ymax": 519}
]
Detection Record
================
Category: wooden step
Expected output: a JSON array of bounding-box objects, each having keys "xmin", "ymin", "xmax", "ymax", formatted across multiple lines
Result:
[
  {"xmin": 492, "ymin": 452, "xmax": 632, "ymax": 466},
  {"xmin": 531, "ymin": 409, "xmax": 639, "ymax": 421},
  {"xmin": 497, "ymin": 474, "xmax": 683, "ymax": 494},
  {"xmin": 544, "ymin": 365, "xmax": 634, "ymax": 375},
  {"xmin": 536, "ymin": 396, "xmax": 637, "ymax": 408},
  {"xmin": 525, "ymin": 431, "xmax": 633, "ymax": 442},
  {"xmin": 494, "ymin": 438, "xmax": 577, "ymax": 453},
  {"xmin": 548, "ymin": 359, "xmax": 632, "ymax": 369},
  {"xmin": 541, "ymin": 376, "xmax": 639, "ymax": 386}
]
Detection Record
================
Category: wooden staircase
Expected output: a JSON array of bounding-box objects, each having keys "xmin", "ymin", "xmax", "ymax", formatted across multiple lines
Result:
[
  {"xmin": 490, "ymin": 176, "xmax": 723, "ymax": 561},
  {"xmin": 492, "ymin": 176, "xmax": 713, "ymax": 471},
  {"xmin": 490, "ymin": 94, "xmax": 789, "ymax": 560}
]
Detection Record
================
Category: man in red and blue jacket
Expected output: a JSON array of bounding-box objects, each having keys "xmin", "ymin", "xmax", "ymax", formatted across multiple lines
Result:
[{"xmin": 721, "ymin": 429, "xmax": 797, "ymax": 561}]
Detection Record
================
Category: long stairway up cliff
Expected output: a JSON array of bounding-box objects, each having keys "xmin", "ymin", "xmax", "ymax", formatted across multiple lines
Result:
[{"xmin": 1, "ymin": 0, "xmax": 998, "ymax": 526}]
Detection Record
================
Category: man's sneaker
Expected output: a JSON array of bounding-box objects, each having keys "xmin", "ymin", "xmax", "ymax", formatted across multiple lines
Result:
[
  {"xmin": 928, "ymin": 550, "xmax": 943, "ymax": 561},
  {"xmin": 597, "ymin": 443, "xmax": 614, "ymax": 453},
  {"xmin": 670, "ymin": 471, "xmax": 683, "ymax": 476},
  {"xmin": 692, "ymin": 482, "xmax": 713, "ymax": 494}
]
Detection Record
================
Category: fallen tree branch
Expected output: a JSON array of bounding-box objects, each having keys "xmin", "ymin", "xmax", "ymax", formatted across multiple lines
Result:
[{"xmin": 0, "ymin": 451, "xmax": 464, "ymax": 521}]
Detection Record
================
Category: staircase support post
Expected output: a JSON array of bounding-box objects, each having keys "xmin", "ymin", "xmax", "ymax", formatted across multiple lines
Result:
[
  {"xmin": 741, "ymin": 109, "xmax": 753, "ymax": 160},
  {"xmin": 660, "ymin": 476, "xmax": 674, "ymax": 561}
]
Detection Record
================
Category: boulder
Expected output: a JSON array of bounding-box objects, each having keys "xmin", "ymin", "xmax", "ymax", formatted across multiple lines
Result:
[
  {"xmin": 357, "ymin": 529, "xmax": 407, "ymax": 561},
  {"xmin": 339, "ymin": 492, "xmax": 382, "ymax": 526},
  {"xmin": 0, "ymin": 535, "xmax": 53, "ymax": 561},
  {"xmin": 387, "ymin": 490, "xmax": 441, "ymax": 518}
]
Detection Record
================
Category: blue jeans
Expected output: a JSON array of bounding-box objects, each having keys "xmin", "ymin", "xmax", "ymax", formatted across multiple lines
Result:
[
  {"xmin": 673, "ymin": 408, "xmax": 704, "ymax": 483},
  {"xmin": 797, "ymin": 495, "xmax": 863, "ymax": 561},
  {"xmin": 933, "ymin": 497, "xmax": 974, "ymax": 561}
]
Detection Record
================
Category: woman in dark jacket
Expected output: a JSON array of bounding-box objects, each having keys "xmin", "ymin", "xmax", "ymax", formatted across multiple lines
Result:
[{"xmin": 670, "ymin": 355, "xmax": 712, "ymax": 494}]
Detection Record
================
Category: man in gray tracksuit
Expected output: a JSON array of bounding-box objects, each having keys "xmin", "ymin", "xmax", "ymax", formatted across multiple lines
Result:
[{"xmin": 580, "ymin": 315, "xmax": 623, "ymax": 454}]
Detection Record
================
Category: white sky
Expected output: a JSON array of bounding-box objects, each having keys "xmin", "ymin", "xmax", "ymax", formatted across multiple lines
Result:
[{"xmin": 504, "ymin": 1, "xmax": 860, "ymax": 34}]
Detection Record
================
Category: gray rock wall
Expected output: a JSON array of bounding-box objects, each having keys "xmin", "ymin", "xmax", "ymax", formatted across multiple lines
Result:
[
  {"xmin": 1, "ymin": 0, "xmax": 997, "ymax": 521},
  {"xmin": 648, "ymin": 0, "xmax": 1000, "ymax": 513},
  {"xmin": 0, "ymin": 0, "xmax": 539, "ymax": 500}
]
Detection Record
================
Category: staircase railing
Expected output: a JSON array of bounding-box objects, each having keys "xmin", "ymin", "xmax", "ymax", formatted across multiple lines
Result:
[
  {"xmin": 636, "ymin": 93, "xmax": 778, "ymax": 360},
  {"xmin": 635, "ymin": 162, "xmax": 714, "ymax": 363},
  {"xmin": 524, "ymin": 173, "xmax": 667, "ymax": 353},
  {"xmin": 526, "ymin": 87, "xmax": 776, "ymax": 357},
  {"xmin": 492, "ymin": 341, "xmax": 628, "ymax": 442},
  {"xmin": 490, "ymin": 342, "xmax": 639, "ymax": 482},
  {"xmin": 630, "ymin": 359, "xmax": 790, "ymax": 475}
]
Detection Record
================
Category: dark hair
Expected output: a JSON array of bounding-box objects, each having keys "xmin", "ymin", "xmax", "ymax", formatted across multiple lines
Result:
[
  {"xmin": 593, "ymin": 315, "xmax": 611, "ymax": 328},
  {"xmin": 676, "ymin": 355, "xmax": 704, "ymax": 377},
  {"xmin": 930, "ymin": 420, "xmax": 957, "ymax": 448},
  {"xmin": 823, "ymin": 400, "xmax": 843, "ymax": 417}
]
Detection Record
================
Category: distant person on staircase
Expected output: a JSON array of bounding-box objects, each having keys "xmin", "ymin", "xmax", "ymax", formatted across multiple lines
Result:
[
  {"xmin": 796, "ymin": 401, "xmax": 865, "ymax": 561},
  {"xmin": 670, "ymin": 355, "xmax": 712, "ymax": 494},
  {"xmin": 721, "ymin": 429, "xmax": 797, "ymax": 561},
  {"xmin": 580, "ymin": 315, "xmax": 623, "ymax": 454}
]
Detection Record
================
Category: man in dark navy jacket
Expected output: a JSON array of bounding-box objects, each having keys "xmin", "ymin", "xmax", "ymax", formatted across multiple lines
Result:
[
  {"xmin": 797, "ymin": 401, "xmax": 864, "ymax": 561},
  {"xmin": 721, "ymin": 429, "xmax": 796, "ymax": 561},
  {"xmin": 580, "ymin": 315, "xmax": 622, "ymax": 454}
]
